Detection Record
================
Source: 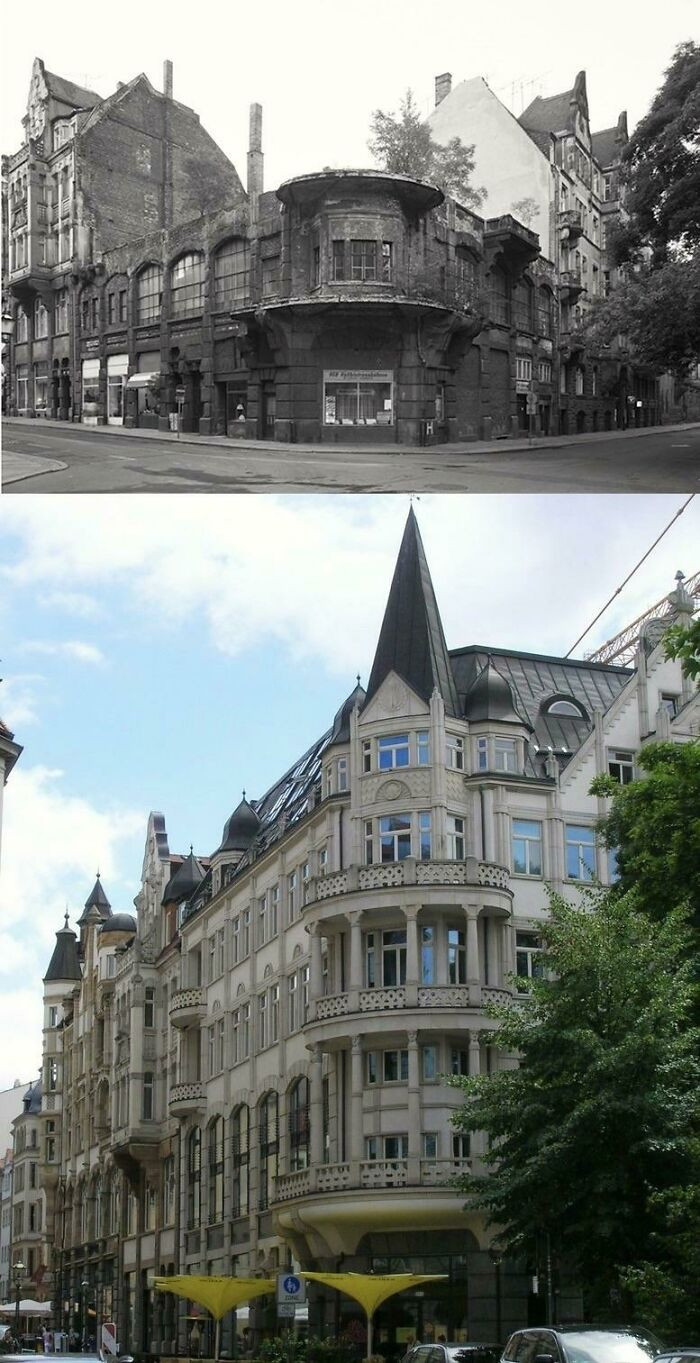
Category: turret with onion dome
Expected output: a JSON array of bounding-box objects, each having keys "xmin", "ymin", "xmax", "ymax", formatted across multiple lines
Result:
[
  {"xmin": 463, "ymin": 656, "xmax": 532, "ymax": 777},
  {"xmin": 209, "ymin": 793, "xmax": 262, "ymax": 893}
]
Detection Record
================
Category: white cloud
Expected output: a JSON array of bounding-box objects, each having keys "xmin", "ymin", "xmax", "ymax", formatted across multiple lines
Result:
[
  {"xmin": 0, "ymin": 765, "xmax": 145, "ymax": 1089},
  {"xmin": 0, "ymin": 674, "xmax": 46, "ymax": 729},
  {"xmin": 2, "ymin": 496, "xmax": 699, "ymax": 677},
  {"xmin": 21, "ymin": 640, "xmax": 107, "ymax": 666},
  {"xmin": 38, "ymin": 590, "xmax": 102, "ymax": 619}
]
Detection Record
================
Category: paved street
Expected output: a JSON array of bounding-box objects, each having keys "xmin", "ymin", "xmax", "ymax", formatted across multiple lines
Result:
[{"xmin": 2, "ymin": 418, "xmax": 699, "ymax": 493}]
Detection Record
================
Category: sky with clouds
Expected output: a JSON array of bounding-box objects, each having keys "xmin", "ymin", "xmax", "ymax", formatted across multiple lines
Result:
[
  {"xmin": 1, "ymin": 0, "xmax": 696, "ymax": 193},
  {"xmin": 0, "ymin": 492, "xmax": 699, "ymax": 1089}
]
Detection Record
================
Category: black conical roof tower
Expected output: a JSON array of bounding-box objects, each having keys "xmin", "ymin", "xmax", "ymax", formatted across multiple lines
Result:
[
  {"xmin": 364, "ymin": 508, "xmax": 460, "ymax": 717},
  {"xmin": 77, "ymin": 872, "xmax": 112, "ymax": 926},
  {"xmin": 163, "ymin": 848, "xmax": 205, "ymax": 905},
  {"xmin": 44, "ymin": 914, "xmax": 82, "ymax": 983}
]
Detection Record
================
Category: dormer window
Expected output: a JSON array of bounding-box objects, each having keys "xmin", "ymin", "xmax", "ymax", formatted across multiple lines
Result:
[{"xmin": 542, "ymin": 696, "xmax": 588, "ymax": 719}]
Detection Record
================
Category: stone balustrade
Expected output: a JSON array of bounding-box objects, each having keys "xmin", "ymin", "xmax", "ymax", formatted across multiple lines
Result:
[
  {"xmin": 315, "ymin": 981, "xmax": 512, "ymax": 1020},
  {"xmin": 273, "ymin": 1157, "xmax": 471, "ymax": 1202},
  {"xmin": 309, "ymin": 858, "xmax": 510, "ymax": 906},
  {"xmin": 169, "ymin": 987, "xmax": 206, "ymax": 1029}
]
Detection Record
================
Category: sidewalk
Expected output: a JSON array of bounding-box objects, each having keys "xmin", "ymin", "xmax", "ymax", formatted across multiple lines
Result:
[{"xmin": 4, "ymin": 414, "xmax": 699, "ymax": 460}]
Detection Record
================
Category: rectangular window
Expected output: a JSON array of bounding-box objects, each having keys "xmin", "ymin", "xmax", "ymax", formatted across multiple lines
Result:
[
  {"xmin": 377, "ymin": 734, "xmax": 410, "ymax": 768},
  {"xmin": 450, "ymin": 1049, "xmax": 469, "ymax": 1076},
  {"xmin": 419, "ymin": 811, "xmax": 432, "ymax": 860},
  {"xmin": 512, "ymin": 819, "xmax": 543, "ymax": 876},
  {"xmin": 477, "ymin": 736, "xmax": 488, "ymax": 770},
  {"xmin": 421, "ymin": 925, "xmax": 435, "ymax": 984},
  {"xmin": 323, "ymin": 369, "xmax": 394, "ymax": 426},
  {"xmin": 144, "ymin": 987, "xmax": 155, "ymax": 1028},
  {"xmin": 448, "ymin": 929, "xmax": 467, "ymax": 985},
  {"xmin": 516, "ymin": 356, "xmax": 532, "ymax": 382},
  {"xmin": 516, "ymin": 930, "xmax": 541, "ymax": 990},
  {"xmin": 494, "ymin": 738, "xmax": 517, "ymax": 772},
  {"xmin": 363, "ymin": 741, "xmax": 372, "ymax": 772},
  {"xmin": 565, "ymin": 824, "xmax": 596, "ymax": 880},
  {"xmin": 366, "ymin": 1051, "xmax": 378, "ymax": 1085},
  {"xmin": 312, "ymin": 242, "xmax": 320, "ymax": 288},
  {"xmin": 608, "ymin": 750, "xmax": 634, "ymax": 785},
  {"xmin": 142, "ymin": 1072, "xmax": 154, "ymax": 1121},
  {"xmin": 422, "ymin": 1132, "xmax": 438, "ymax": 1159},
  {"xmin": 417, "ymin": 731, "xmax": 430, "ymax": 765},
  {"xmin": 452, "ymin": 1134, "xmax": 471, "ymax": 1160},
  {"xmin": 383, "ymin": 1049, "xmax": 408, "ymax": 1082},
  {"xmin": 446, "ymin": 734, "xmax": 464, "ymax": 769},
  {"xmin": 446, "ymin": 815, "xmax": 465, "ymax": 860},
  {"xmin": 379, "ymin": 813, "xmax": 411, "ymax": 862},
  {"xmin": 421, "ymin": 1045, "xmax": 437, "ymax": 1080},
  {"xmin": 351, "ymin": 239, "xmax": 377, "ymax": 281},
  {"xmin": 288, "ymin": 871, "xmax": 298, "ymax": 921},
  {"xmin": 270, "ymin": 984, "xmax": 279, "ymax": 1043},
  {"xmin": 119, "ymin": 289, "xmax": 127, "ymax": 322},
  {"xmin": 232, "ymin": 915, "xmax": 241, "ymax": 962},
  {"xmin": 381, "ymin": 241, "xmax": 393, "ymax": 281},
  {"xmin": 332, "ymin": 240, "xmax": 345, "ymax": 281},
  {"xmin": 33, "ymin": 362, "xmax": 48, "ymax": 411},
  {"xmin": 108, "ymin": 293, "xmax": 116, "ymax": 325},
  {"xmin": 337, "ymin": 757, "xmax": 348, "ymax": 791},
  {"xmin": 366, "ymin": 929, "xmax": 407, "ymax": 987},
  {"xmin": 288, "ymin": 973, "xmax": 299, "ymax": 1033},
  {"xmin": 660, "ymin": 693, "xmax": 678, "ymax": 716},
  {"xmin": 48, "ymin": 1006, "xmax": 58, "ymax": 1027},
  {"xmin": 366, "ymin": 1134, "xmax": 408, "ymax": 1161},
  {"xmin": 538, "ymin": 361, "xmax": 552, "ymax": 383}
]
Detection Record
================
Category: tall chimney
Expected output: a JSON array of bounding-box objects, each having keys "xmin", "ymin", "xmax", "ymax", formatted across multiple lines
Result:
[
  {"xmin": 163, "ymin": 60, "xmax": 173, "ymax": 99},
  {"xmin": 247, "ymin": 103, "xmax": 264, "ymax": 223},
  {"xmin": 435, "ymin": 72, "xmax": 452, "ymax": 107}
]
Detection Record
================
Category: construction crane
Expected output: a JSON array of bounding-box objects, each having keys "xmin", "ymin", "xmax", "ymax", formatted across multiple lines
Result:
[{"xmin": 587, "ymin": 570, "xmax": 700, "ymax": 666}]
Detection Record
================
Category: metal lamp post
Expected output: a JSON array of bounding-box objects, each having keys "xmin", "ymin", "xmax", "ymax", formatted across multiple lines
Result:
[
  {"xmin": 13, "ymin": 1259, "xmax": 25, "ymax": 1341},
  {"xmin": 487, "ymin": 1249, "xmax": 503, "ymax": 1345}
]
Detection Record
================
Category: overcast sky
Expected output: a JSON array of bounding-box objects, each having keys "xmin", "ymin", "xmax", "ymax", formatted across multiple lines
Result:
[
  {"xmin": 1, "ymin": 0, "xmax": 696, "ymax": 190},
  {"xmin": 0, "ymin": 492, "xmax": 698, "ymax": 1088}
]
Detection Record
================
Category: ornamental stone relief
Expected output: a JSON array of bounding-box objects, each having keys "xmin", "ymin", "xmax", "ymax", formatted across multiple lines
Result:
[{"xmin": 376, "ymin": 778, "xmax": 410, "ymax": 801}]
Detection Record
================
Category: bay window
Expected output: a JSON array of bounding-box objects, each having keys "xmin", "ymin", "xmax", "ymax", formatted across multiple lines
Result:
[
  {"xmin": 366, "ymin": 929, "xmax": 406, "ymax": 988},
  {"xmin": 446, "ymin": 815, "xmax": 465, "ymax": 859}
]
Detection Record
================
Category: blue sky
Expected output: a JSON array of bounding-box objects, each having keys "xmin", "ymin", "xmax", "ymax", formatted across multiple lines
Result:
[{"xmin": 1, "ymin": 491, "xmax": 698, "ymax": 1086}]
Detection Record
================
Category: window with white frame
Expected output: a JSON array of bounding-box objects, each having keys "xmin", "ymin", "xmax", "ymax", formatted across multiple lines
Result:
[
  {"xmin": 417, "ymin": 731, "xmax": 430, "ymax": 765},
  {"xmin": 258, "ymin": 991, "xmax": 269, "ymax": 1049},
  {"xmin": 538, "ymin": 361, "xmax": 552, "ymax": 383},
  {"xmin": 452, "ymin": 1133, "xmax": 471, "ymax": 1160},
  {"xmin": 270, "ymin": 984, "xmax": 279, "ymax": 1042},
  {"xmin": 288, "ymin": 870, "xmax": 298, "ymax": 920},
  {"xmin": 422, "ymin": 1132, "xmax": 439, "ymax": 1158},
  {"xmin": 516, "ymin": 930, "xmax": 541, "ymax": 990},
  {"xmin": 337, "ymin": 757, "xmax": 348, "ymax": 791},
  {"xmin": 446, "ymin": 815, "xmax": 465, "ymax": 860},
  {"xmin": 494, "ymin": 738, "xmax": 518, "ymax": 772},
  {"xmin": 565, "ymin": 824, "xmax": 596, "ymax": 880},
  {"xmin": 16, "ymin": 364, "xmax": 29, "ymax": 409},
  {"xmin": 231, "ymin": 1104, "xmax": 249, "ymax": 1217},
  {"xmin": 379, "ymin": 813, "xmax": 411, "ymax": 861},
  {"xmin": 512, "ymin": 819, "xmax": 543, "ymax": 876},
  {"xmin": 34, "ymin": 298, "xmax": 48, "ymax": 339},
  {"xmin": 366, "ymin": 928, "xmax": 406, "ymax": 987},
  {"xmin": 377, "ymin": 734, "xmax": 410, "ymax": 769},
  {"xmin": 446, "ymin": 733, "xmax": 464, "ymax": 769},
  {"xmin": 365, "ymin": 1134, "xmax": 408, "ymax": 1161},
  {"xmin": 448, "ymin": 928, "xmax": 467, "ymax": 984},
  {"xmin": 136, "ymin": 264, "xmax": 162, "ymax": 323},
  {"xmin": 301, "ymin": 964, "xmax": 309, "ymax": 1022},
  {"xmin": 213, "ymin": 237, "xmax": 249, "ymax": 310},
  {"xmin": 366, "ymin": 1048, "xmax": 408, "ymax": 1083},
  {"xmin": 16, "ymin": 307, "xmax": 28, "ymax": 343},
  {"xmin": 575, "ymin": 366, "xmax": 585, "ymax": 396},
  {"xmin": 170, "ymin": 252, "xmax": 205, "ymax": 317},
  {"xmin": 608, "ymin": 750, "xmax": 634, "ymax": 785},
  {"xmin": 142, "ymin": 1072, "xmax": 154, "ymax": 1120},
  {"xmin": 144, "ymin": 987, "xmax": 155, "ymax": 1029},
  {"xmin": 232, "ymin": 1003, "xmax": 250, "ymax": 1063},
  {"xmin": 450, "ymin": 1048, "xmax": 469, "ymax": 1075},
  {"xmin": 516, "ymin": 356, "xmax": 532, "ymax": 383},
  {"xmin": 288, "ymin": 973, "xmax": 299, "ymax": 1032}
]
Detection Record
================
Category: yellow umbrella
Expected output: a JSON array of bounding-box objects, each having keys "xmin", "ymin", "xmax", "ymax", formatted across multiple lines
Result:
[
  {"xmin": 154, "ymin": 1276, "xmax": 275, "ymax": 1359},
  {"xmin": 301, "ymin": 1272, "xmax": 448, "ymax": 1359}
]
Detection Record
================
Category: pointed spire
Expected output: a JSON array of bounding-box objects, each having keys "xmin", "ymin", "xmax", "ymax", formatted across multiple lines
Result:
[
  {"xmin": 162, "ymin": 848, "xmax": 206, "ymax": 906},
  {"xmin": 44, "ymin": 916, "xmax": 81, "ymax": 983},
  {"xmin": 364, "ymin": 508, "xmax": 460, "ymax": 717}
]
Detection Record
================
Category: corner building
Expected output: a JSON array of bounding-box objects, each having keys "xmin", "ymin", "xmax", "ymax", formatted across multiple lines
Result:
[{"xmin": 41, "ymin": 517, "xmax": 699, "ymax": 1356}]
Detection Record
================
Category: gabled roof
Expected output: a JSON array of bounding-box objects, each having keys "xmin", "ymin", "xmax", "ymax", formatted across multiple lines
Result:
[
  {"xmin": 520, "ymin": 88, "xmax": 575, "ymax": 136},
  {"xmin": 43, "ymin": 67, "xmax": 101, "ymax": 110},
  {"xmin": 364, "ymin": 508, "xmax": 460, "ymax": 717},
  {"xmin": 592, "ymin": 113, "xmax": 628, "ymax": 168},
  {"xmin": 44, "ymin": 917, "xmax": 81, "ymax": 983}
]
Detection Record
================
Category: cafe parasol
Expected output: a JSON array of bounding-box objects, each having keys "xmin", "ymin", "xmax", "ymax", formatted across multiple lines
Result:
[
  {"xmin": 153, "ymin": 1275, "xmax": 275, "ymax": 1360},
  {"xmin": 300, "ymin": 1272, "xmax": 448, "ymax": 1359}
]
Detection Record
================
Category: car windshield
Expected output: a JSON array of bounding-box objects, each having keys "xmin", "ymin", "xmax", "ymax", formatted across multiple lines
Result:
[
  {"xmin": 449, "ymin": 1351, "xmax": 499, "ymax": 1363},
  {"xmin": 561, "ymin": 1333, "xmax": 660, "ymax": 1363}
]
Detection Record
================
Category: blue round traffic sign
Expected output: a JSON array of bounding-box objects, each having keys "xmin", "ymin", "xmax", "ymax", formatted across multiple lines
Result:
[{"xmin": 283, "ymin": 1275, "xmax": 301, "ymax": 1295}]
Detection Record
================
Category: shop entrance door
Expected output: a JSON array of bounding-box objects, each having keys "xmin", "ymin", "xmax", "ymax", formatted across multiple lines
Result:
[{"xmin": 226, "ymin": 382, "xmax": 248, "ymax": 434}]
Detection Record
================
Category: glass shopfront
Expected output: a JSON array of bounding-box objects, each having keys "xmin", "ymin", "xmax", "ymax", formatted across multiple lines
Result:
[
  {"xmin": 81, "ymin": 358, "xmax": 100, "ymax": 424},
  {"xmin": 323, "ymin": 369, "xmax": 393, "ymax": 427},
  {"xmin": 107, "ymin": 354, "xmax": 128, "ymax": 425}
]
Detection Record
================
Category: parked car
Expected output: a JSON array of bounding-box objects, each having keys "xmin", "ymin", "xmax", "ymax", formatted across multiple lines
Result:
[
  {"xmin": 654, "ymin": 1353, "xmax": 700, "ymax": 1363},
  {"xmin": 501, "ymin": 1327, "xmax": 663, "ymax": 1363},
  {"xmin": 403, "ymin": 1343, "xmax": 502, "ymax": 1363}
]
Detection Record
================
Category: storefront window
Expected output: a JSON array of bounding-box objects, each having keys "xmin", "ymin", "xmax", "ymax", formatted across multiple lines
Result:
[
  {"xmin": 171, "ymin": 252, "xmax": 204, "ymax": 317},
  {"xmin": 16, "ymin": 365, "xmax": 29, "ymax": 409},
  {"xmin": 81, "ymin": 358, "xmax": 100, "ymax": 422},
  {"xmin": 34, "ymin": 363, "xmax": 48, "ymax": 410},
  {"xmin": 323, "ymin": 369, "xmax": 393, "ymax": 426},
  {"xmin": 107, "ymin": 356, "xmax": 128, "ymax": 424}
]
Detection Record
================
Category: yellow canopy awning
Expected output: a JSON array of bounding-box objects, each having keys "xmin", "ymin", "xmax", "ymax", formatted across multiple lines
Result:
[
  {"xmin": 153, "ymin": 1276, "xmax": 275, "ymax": 1321},
  {"xmin": 300, "ymin": 1271, "xmax": 448, "ymax": 1319}
]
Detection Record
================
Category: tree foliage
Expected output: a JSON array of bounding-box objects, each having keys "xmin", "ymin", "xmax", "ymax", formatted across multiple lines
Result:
[
  {"xmin": 664, "ymin": 614, "xmax": 700, "ymax": 680},
  {"xmin": 368, "ymin": 90, "xmax": 484, "ymax": 209},
  {"xmin": 581, "ymin": 253, "xmax": 700, "ymax": 376},
  {"xmin": 621, "ymin": 41, "xmax": 700, "ymax": 261},
  {"xmin": 590, "ymin": 741, "xmax": 700, "ymax": 942},
  {"xmin": 450, "ymin": 890, "xmax": 699, "ymax": 1319}
]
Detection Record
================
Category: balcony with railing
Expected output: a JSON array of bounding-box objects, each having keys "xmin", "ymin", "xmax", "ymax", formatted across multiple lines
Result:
[
  {"xmin": 168, "ymin": 1080, "xmax": 206, "ymax": 1116},
  {"xmin": 169, "ymin": 986, "xmax": 206, "ymax": 1029},
  {"xmin": 274, "ymin": 1155, "xmax": 471, "ymax": 1203},
  {"xmin": 306, "ymin": 858, "xmax": 510, "ymax": 909},
  {"xmin": 558, "ymin": 209, "xmax": 583, "ymax": 239},
  {"xmin": 314, "ymin": 982, "xmax": 511, "ymax": 1020},
  {"xmin": 559, "ymin": 268, "xmax": 584, "ymax": 297}
]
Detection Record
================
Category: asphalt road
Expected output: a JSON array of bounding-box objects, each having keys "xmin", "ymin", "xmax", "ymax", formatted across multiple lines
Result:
[{"xmin": 2, "ymin": 421, "xmax": 699, "ymax": 493}]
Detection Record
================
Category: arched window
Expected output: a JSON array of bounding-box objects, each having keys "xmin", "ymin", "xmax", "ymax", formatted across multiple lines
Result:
[
  {"xmin": 231, "ymin": 1105, "xmax": 249, "ymax": 1218},
  {"xmin": 488, "ymin": 268, "xmax": 509, "ymax": 325},
  {"xmin": 16, "ymin": 306, "xmax": 28, "ymax": 343},
  {"xmin": 136, "ymin": 265, "xmax": 163, "ymax": 323},
  {"xmin": 213, "ymin": 239, "xmax": 249, "ymax": 310},
  {"xmin": 171, "ymin": 252, "xmax": 204, "ymax": 317},
  {"xmin": 208, "ymin": 1117, "xmax": 224, "ymax": 1224},
  {"xmin": 187, "ymin": 1126, "xmax": 201, "ymax": 1227},
  {"xmin": 34, "ymin": 297, "xmax": 48, "ymax": 339},
  {"xmin": 454, "ymin": 248, "xmax": 477, "ymax": 307},
  {"xmin": 288, "ymin": 1078, "xmax": 310, "ymax": 1171},
  {"xmin": 258, "ymin": 1092, "xmax": 278, "ymax": 1211}
]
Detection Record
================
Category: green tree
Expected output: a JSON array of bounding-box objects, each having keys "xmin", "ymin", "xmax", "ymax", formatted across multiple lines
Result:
[
  {"xmin": 664, "ymin": 614, "xmax": 700, "ymax": 680},
  {"xmin": 619, "ymin": 1145, "xmax": 700, "ymax": 1338},
  {"xmin": 590, "ymin": 741, "xmax": 700, "ymax": 941},
  {"xmin": 368, "ymin": 90, "xmax": 484, "ymax": 208},
  {"xmin": 620, "ymin": 41, "xmax": 700, "ymax": 262},
  {"xmin": 450, "ymin": 889, "xmax": 699, "ymax": 1317},
  {"xmin": 581, "ymin": 254, "xmax": 700, "ymax": 377}
]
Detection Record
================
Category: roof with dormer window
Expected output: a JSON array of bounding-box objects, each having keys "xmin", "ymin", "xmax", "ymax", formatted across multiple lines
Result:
[{"xmin": 463, "ymin": 658, "xmax": 531, "ymax": 728}]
